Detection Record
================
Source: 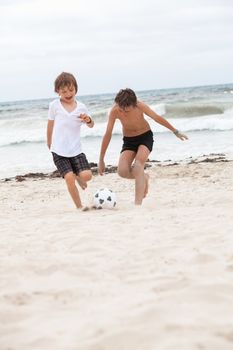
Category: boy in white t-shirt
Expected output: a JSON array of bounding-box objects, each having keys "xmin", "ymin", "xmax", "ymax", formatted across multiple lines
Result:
[{"xmin": 47, "ymin": 72, "xmax": 94, "ymax": 209}]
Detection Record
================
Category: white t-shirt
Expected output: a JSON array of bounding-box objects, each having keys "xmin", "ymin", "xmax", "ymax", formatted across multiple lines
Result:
[{"xmin": 48, "ymin": 99, "xmax": 89, "ymax": 157}]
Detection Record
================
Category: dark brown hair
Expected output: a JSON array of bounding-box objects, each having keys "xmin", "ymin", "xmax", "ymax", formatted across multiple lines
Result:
[
  {"xmin": 54, "ymin": 72, "xmax": 78, "ymax": 93},
  {"xmin": 114, "ymin": 88, "xmax": 137, "ymax": 108}
]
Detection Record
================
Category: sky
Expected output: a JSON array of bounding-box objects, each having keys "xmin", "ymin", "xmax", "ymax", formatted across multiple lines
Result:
[{"xmin": 0, "ymin": 0, "xmax": 233, "ymax": 102}]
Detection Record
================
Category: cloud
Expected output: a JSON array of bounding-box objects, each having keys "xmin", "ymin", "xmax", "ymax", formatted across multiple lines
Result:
[{"xmin": 0, "ymin": 0, "xmax": 233, "ymax": 101}]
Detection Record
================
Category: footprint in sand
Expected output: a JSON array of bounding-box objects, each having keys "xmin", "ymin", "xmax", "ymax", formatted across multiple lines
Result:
[{"xmin": 191, "ymin": 253, "xmax": 216, "ymax": 264}]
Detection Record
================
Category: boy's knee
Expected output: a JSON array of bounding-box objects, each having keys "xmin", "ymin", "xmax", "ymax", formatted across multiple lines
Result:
[
  {"xmin": 86, "ymin": 172, "xmax": 92, "ymax": 181},
  {"xmin": 79, "ymin": 170, "xmax": 92, "ymax": 182},
  {"xmin": 134, "ymin": 159, "xmax": 144, "ymax": 167},
  {"xmin": 132, "ymin": 160, "xmax": 144, "ymax": 175},
  {"xmin": 117, "ymin": 166, "xmax": 128, "ymax": 178}
]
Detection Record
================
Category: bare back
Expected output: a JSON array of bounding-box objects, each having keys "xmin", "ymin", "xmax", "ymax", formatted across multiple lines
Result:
[{"xmin": 111, "ymin": 102, "xmax": 151, "ymax": 137}]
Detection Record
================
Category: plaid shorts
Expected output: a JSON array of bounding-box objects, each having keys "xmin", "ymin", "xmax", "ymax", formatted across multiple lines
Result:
[{"xmin": 52, "ymin": 152, "xmax": 90, "ymax": 178}]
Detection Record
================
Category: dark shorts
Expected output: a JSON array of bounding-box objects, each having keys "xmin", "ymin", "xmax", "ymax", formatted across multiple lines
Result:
[
  {"xmin": 121, "ymin": 130, "xmax": 154, "ymax": 153},
  {"xmin": 52, "ymin": 152, "xmax": 90, "ymax": 178}
]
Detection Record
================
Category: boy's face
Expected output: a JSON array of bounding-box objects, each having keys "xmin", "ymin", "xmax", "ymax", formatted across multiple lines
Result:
[{"xmin": 58, "ymin": 84, "xmax": 76, "ymax": 103}]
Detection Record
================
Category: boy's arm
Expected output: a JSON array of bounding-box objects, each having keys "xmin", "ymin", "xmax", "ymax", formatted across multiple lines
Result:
[
  {"xmin": 98, "ymin": 110, "xmax": 116, "ymax": 175},
  {"xmin": 47, "ymin": 120, "xmax": 54, "ymax": 149},
  {"xmin": 138, "ymin": 101, "xmax": 188, "ymax": 140}
]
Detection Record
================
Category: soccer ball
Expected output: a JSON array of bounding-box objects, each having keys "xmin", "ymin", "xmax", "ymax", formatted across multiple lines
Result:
[{"xmin": 93, "ymin": 188, "xmax": 117, "ymax": 209}]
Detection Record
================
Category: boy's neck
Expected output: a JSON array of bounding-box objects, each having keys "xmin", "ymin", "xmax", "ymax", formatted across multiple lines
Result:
[
  {"xmin": 60, "ymin": 98, "xmax": 77, "ymax": 113},
  {"xmin": 60, "ymin": 97, "xmax": 76, "ymax": 106}
]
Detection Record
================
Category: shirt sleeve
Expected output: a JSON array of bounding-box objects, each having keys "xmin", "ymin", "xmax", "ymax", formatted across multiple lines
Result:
[{"xmin": 48, "ymin": 102, "xmax": 55, "ymax": 120}]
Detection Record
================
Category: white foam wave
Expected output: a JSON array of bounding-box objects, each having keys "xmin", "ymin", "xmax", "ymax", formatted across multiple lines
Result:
[{"xmin": 1, "ymin": 108, "xmax": 233, "ymax": 147}]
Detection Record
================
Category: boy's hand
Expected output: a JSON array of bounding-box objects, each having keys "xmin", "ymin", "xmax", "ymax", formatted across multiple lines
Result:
[
  {"xmin": 173, "ymin": 130, "xmax": 188, "ymax": 141},
  {"xmin": 79, "ymin": 113, "xmax": 92, "ymax": 124},
  {"xmin": 98, "ymin": 160, "xmax": 105, "ymax": 175}
]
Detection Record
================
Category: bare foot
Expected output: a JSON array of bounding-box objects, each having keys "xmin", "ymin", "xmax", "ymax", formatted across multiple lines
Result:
[
  {"xmin": 76, "ymin": 176, "xmax": 87, "ymax": 190},
  {"xmin": 144, "ymin": 174, "xmax": 149, "ymax": 198},
  {"xmin": 81, "ymin": 206, "xmax": 90, "ymax": 212},
  {"xmin": 81, "ymin": 205, "xmax": 96, "ymax": 212}
]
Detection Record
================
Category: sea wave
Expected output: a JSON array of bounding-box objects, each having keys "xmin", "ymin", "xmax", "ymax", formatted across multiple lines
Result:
[
  {"xmin": 1, "ymin": 101, "xmax": 232, "ymax": 124},
  {"xmin": 1, "ymin": 140, "xmax": 45, "ymax": 147},
  {"xmin": 162, "ymin": 103, "xmax": 227, "ymax": 118},
  {"xmin": 1, "ymin": 109, "xmax": 233, "ymax": 148},
  {"xmin": 0, "ymin": 100, "xmax": 49, "ymax": 116}
]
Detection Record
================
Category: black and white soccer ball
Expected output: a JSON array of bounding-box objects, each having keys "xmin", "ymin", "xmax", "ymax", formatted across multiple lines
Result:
[{"xmin": 93, "ymin": 188, "xmax": 117, "ymax": 209}]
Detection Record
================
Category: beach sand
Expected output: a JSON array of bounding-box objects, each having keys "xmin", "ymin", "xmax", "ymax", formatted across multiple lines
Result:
[{"xmin": 1, "ymin": 156, "xmax": 233, "ymax": 350}]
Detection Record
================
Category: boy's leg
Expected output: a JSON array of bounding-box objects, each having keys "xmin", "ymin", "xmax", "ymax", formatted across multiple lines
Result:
[
  {"xmin": 76, "ymin": 170, "xmax": 92, "ymax": 189},
  {"xmin": 64, "ymin": 171, "xmax": 82, "ymax": 208},
  {"xmin": 117, "ymin": 150, "xmax": 136, "ymax": 179},
  {"xmin": 117, "ymin": 146, "xmax": 150, "ymax": 204},
  {"xmin": 70, "ymin": 153, "xmax": 92, "ymax": 190},
  {"xmin": 133, "ymin": 145, "xmax": 150, "ymax": 205}
]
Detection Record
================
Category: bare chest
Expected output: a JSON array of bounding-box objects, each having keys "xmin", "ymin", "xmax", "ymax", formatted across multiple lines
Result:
[
  {"xmin": 118, "ymin": 111, "xmax": 145, "ymax": 127},
  {"xmin": 117, "ymin": 111, "xmax": 149, "ymax": 135}
]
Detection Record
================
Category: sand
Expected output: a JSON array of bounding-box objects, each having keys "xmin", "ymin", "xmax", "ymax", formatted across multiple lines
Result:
[{"xmin": 0, "ymin": 156, "xmax": 233, "ymax": 350}]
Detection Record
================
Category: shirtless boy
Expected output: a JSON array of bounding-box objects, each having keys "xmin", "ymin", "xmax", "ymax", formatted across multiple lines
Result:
[{"xmin": 98, "ymin": 88, "xmax": 188, "ymax": 205}]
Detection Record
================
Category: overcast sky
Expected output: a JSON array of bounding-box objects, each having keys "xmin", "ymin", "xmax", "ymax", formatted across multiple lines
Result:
[{"xmin": 1, "ymin": 0, "xmax": 233, "ymax": 102}]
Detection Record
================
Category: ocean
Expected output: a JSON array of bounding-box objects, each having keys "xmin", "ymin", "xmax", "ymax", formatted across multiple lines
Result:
[{"xmin": 1, "ymin": 83, "xmax": 233, "ymax": 179}]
